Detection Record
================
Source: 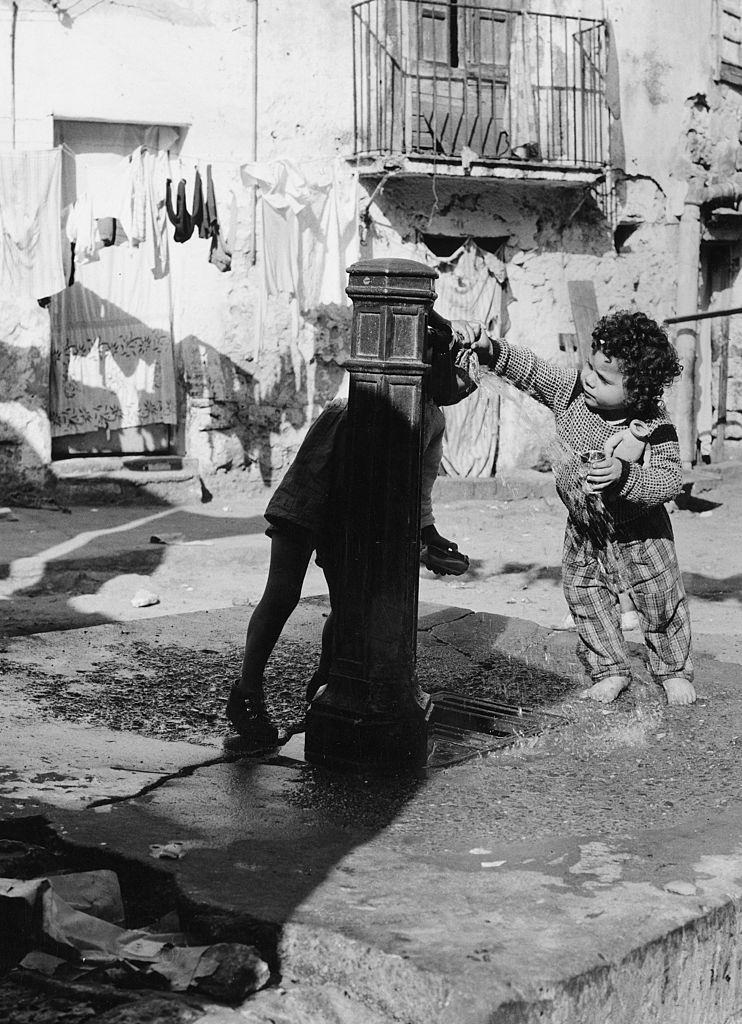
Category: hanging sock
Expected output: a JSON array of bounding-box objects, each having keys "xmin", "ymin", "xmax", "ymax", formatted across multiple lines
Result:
[
  {"xmin": 204, "ymin": 165, "xmax": 218, "ymax": 237},
  {"xmin": 192, "ymin": 170, "xmax": 206, "ymax": 238},
  {"xmin": 165, "ymin": 178, "xmax": 194, "ymax": 242}
]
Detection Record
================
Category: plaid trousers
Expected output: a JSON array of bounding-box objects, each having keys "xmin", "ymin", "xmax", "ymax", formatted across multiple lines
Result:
[{"xmin": 562, "ymin": 507, "xmax": 693, "ymax": 684}]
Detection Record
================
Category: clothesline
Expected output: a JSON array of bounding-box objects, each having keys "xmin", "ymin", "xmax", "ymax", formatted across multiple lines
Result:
[{"xmin": 57, "ymin": 142, "xmax": 357, "ymax": 174}]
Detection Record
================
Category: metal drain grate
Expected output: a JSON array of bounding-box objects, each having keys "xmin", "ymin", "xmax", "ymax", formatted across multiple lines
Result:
[{"xmin": 426, "ymin": 690, "xmax": 564, "ymax": 768}]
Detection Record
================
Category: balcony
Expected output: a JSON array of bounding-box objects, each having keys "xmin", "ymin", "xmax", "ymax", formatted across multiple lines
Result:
[{"xmin": 351, "ymin": 0, "xmax": 610, "ymax": 183}]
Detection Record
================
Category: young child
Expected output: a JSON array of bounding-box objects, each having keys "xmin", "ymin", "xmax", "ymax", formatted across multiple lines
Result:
[
  {"xmin": 226, "ymin": 316, "xmax": 477, "ymax": 748},
  {"xmin": 458, "ymin": 309, "xmax": 696, "ymax": 707}
]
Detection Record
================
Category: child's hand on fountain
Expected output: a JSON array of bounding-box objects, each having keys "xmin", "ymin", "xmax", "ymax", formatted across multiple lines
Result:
[{"xmin": 430, "ymin": 310, "xmax": 494, "ymax": 365}]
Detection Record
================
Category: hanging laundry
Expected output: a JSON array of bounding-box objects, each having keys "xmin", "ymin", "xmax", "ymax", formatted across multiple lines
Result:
[
  {"xmin": 121, "ymin": 146, "xmax": 147, "ymax": 247},
  {"xmin": 142, "ymin": 126, "xmax": 177, "ymax": 278},
  {"xmin": 0, "ymin": 148, "xmax": 66, "ymax": 300},
  {"xmin": 49, "ymin": 235, "xmax": 176, "ymax": 436},
  {"xmin": 97, "ymin": 217, "xmax": 116, "ymax": 246},
  {"xmin": 204, "ymin": 165, "xmax": 231, "ymax": 272},
  {"xmin": 302, "ymin": 158, "xmax": 359, "ymax": 308},
  {"xmin": 165, "ymin": 178, "xmax": 195, "ymax": 242},
  {"xmin": 424, "ymin": 238, "xmax": 506, "ymax": 478},
  {"xmin": 65, "ymin": 193, "xmax": 102, "ymax": 264},
  {"xmin": 241, "ymin": 158, "xmax": 358, "ymax": 309},
  {"xmin": 192, "ymin": 170, "xmax": 205, "ymax": 238}
]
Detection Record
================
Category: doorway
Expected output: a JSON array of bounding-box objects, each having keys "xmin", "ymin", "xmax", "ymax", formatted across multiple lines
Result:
[{"xmin": 50, "ymin": 120, "xmax": 178, "ymax": 458}]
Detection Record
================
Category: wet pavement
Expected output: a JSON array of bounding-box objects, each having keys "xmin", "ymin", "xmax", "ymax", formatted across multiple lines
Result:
[
  {"xmin": 2, "ymin": 600, "xmax": 742, "ymax": 1022},
  {"xmin": 2, "ymin": 471, "xmax": 742, "ymax": 1022}
]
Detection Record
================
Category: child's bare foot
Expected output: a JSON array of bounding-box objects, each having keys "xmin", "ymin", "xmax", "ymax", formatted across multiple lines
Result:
[
  {"xmin": 661, "ymin": 677, "xmax": 697, "ymax": 706},
  {"xmin": 579, "ymin": 676, "xmax": 629, "ymax": 703}
]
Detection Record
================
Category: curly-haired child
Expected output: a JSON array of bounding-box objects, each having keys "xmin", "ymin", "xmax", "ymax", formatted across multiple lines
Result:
[{"xmin": 458, "ymin": 308, "xmax": 696, "ymax": 707}]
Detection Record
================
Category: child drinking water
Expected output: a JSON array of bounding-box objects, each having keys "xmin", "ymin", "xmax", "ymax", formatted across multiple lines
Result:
[
  {"xmin": 226, "ymin": 313, "xmax": 480, "ymax": 748},
  {"xmin": 459, "ymin": 309, "xmax": 696, "ymax": 707}
]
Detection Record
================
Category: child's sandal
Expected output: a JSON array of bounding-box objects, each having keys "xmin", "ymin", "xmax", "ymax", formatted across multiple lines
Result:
[
  {"xmin": 225, "ymin": 684, "xmax": 279, "ymax": 746},
  {"xmin": 420, "ymin": 544, "xmax": 470, "ymax": 576}
]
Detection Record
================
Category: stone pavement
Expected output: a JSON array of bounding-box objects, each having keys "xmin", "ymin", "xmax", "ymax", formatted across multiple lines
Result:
[{"xmin": 2, "ymin": 588, "xmax": 742, "ymax": 1023}]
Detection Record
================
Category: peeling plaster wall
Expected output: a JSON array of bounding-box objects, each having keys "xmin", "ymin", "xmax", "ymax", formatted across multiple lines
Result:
[
  {"xmin": 0, "ymin": 0, "xmax": 738, "ymax": 491},
  {"xmin": 363, "ymin": 171, "xmax": 677, "ymax": 470},
  {"xmin": 607, "ymin": 0, "xmax": 714, "ymax": 212},
  {"xmin": 0, "ymin": 296, "xmax": 52, "ymax": 492}
]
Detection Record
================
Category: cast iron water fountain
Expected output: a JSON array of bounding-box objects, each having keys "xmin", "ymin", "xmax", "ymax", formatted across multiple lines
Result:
[
  {"xmin": 304, "ymin": 258, "xmax": 555, "ymax": 772},
  {"xmin": 304, "ymin": 258, "xmax": 434, "ymax": 771}
]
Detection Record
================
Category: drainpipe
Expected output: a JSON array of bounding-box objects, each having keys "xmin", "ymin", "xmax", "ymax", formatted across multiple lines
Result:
[
  {"xmin": 249, "ymin": 0, "xmax": 258, "ymax": 265},
  {"xmin": 671, "ymin": 180, "xmax": 704, "ymax": 470},
  {"xmin": 10, "ymin": 2, "xmax": 18, "ymax": 149}
]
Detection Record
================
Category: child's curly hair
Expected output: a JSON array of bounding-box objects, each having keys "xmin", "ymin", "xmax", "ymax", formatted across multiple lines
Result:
[{"xmin": 591, "ymin": 310, "xmax": 682, "ymax": 417}]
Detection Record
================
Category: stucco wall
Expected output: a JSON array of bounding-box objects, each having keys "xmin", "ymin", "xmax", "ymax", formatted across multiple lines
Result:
[
  {"xmin": 0, "ymin": 0, "xmax": 738, "ymax": 495},
  {"xmin": 0, "ymin": 0, "xmax": 356, "ymax": 493}
]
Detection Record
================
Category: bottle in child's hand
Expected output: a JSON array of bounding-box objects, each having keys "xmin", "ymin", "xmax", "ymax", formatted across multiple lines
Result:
[{"xmin": 579, "ymin": 449, "xmax": 604, "ymax": 493}]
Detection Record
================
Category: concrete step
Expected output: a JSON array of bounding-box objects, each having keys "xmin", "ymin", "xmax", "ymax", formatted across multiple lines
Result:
[
  {"xmin": 433, "ymin": 469, "xmax": 555, "ymax": 502},
  {"xmin": 50, "ymin": 454, "xmax": 204, "ymax": 506}
]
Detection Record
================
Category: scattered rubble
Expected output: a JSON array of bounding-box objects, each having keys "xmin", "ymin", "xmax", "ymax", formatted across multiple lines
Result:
[{"xmin": 1, "ymin": 867, "xmax": 270, "ymax": 1015}]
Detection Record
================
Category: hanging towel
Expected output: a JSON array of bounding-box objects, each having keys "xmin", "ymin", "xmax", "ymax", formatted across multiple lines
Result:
[
  {"xmin": 65, "ymin": 193, "xmax": 101, "ymax": 264},
  {"xmin": 204, "ymin": 165, "xmax": 231, "ymax": 271},
  {"xmin": 0, "ymin": 148, "xmax": 66, "ymax": 300},
  {"xmin": 143, "ymin": 125, "xmax": 177, "ymax": 277},
  {"xmin": 426, "ymin": 239, "xmax": 504, "ymax": 478},
  {"xmin": 165, "ymin": 178, "xmax": 194, "ymax": 242}
]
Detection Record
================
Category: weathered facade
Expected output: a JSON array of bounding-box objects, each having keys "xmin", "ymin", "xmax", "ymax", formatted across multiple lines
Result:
[{"xmin": 1, "ymin": 0, "xmax": 741, "ymax": 499}]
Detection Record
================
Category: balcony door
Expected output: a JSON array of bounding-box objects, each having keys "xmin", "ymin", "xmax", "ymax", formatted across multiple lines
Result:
[{"xmin": 411, "ymin": 0, "xmax": 510, "ymax": 158}]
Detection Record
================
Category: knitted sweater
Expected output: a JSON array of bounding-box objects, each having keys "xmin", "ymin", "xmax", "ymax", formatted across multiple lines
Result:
[{"xmin": 489, "ymin": 339, "xmax": 683, "ymax": 532}]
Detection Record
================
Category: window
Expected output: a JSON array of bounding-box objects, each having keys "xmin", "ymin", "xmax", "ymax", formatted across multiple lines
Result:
[
  {"xmin": 465, "ymin": 10, "xmax": 509, "ymax": 67},
  {"xmin": 718, "ymin": 1, "xmax": 742, "ymax": 85},
  {"xmin": 420, "ymin": 2, "xmax": 458, "ymax": 66}
]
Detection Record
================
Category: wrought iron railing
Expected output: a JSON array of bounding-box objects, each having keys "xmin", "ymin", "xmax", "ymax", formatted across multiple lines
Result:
[{"xmin": 352, "ymin": 0, "xmax": 609, "ymax": 168}]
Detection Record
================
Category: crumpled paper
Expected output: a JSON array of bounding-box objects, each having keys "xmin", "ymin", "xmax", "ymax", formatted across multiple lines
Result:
[{"xmin": 2, "ymin": 874, "xmax": 268, "ymax": 994}]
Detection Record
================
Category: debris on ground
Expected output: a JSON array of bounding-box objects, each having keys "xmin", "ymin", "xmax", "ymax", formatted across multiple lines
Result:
[
  {"xmin": 130, "ymin": 590, "xmax": 160, "ymax": 608},
  {"xmin": 148, "ymin": 842, "xmax": 186, "ymax": 861},
  {"xmin": 1, "ymin": 872, "xmax": 270, "ymax": 1004},
  {"xmin": 663, "ymin": 879, "xmax": 698, "ymax": 896}
]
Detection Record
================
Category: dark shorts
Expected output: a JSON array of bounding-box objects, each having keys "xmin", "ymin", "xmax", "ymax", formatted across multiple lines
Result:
[{"xmin": 264, "ymin": 400, "xmax": 347, "ymax": 572}]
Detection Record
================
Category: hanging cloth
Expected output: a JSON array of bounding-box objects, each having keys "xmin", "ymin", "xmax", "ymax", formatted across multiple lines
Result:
[
  {"xmin": 50, "ymin": 128, "xmax": 176, "ymax": 437},
  {"xmin": 301, "ymin": 158, "xmax": 359, "ymax": 308},
  {"xmin": 204, "ymin": 165, "xmax": 231, "ymax": 271},
  {"xmin": 165, "ymin": 178, "xmax": 194, "ymax": 242},
  {"xmin": 49, "ymin": 243, "xmax": 176, "ymax": 436},
  {"xmin": 65, "ymin": 193, "xmax": 101, "ymax": 264},
  {"xmin": 192, "ymin": 170, "xmax": 205, "ymax": 238},
  {"xmin": 0, "ymin": 148, "xmax": 65, "ymax": 300},
  {"xmin": 426, "ymin": 239, "xmax": 504, "ymax": 478}
]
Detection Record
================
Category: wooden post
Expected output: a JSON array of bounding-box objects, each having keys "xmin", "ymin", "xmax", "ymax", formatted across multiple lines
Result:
[{"xmin": 304, "ymin": 258, "xmax": 437, "ymax": 772}]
